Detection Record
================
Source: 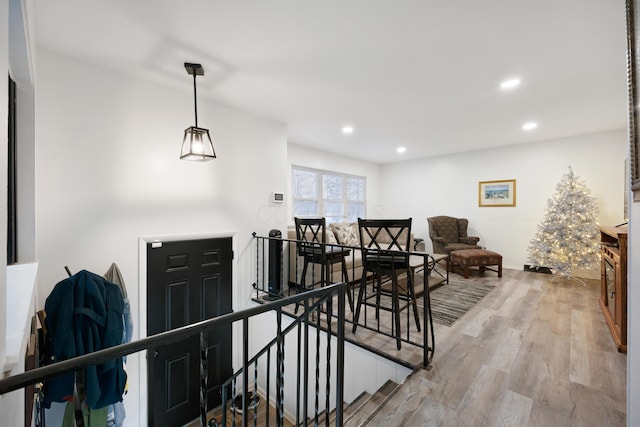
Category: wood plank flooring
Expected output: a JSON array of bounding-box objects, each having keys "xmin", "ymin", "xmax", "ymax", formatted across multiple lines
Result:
[{"xmin": 365, "ymin": 268, "xmax": 627, "ymax": 426}]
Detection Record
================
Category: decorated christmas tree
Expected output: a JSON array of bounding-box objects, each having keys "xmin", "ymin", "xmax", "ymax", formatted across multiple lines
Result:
[{"xmin": 527, "ymin": 167, "xmax": 600, "ymax": 282}]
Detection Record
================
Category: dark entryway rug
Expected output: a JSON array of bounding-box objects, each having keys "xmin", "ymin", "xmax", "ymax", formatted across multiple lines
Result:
[{"xmin": 423, "ymin": 281, "xmax": 496, "ymax": 327}]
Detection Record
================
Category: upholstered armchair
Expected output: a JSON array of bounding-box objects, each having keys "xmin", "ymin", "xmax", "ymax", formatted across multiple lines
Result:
[{"xmin": 427, "ymin": 216, "xmax": 481, "ymax": 254}]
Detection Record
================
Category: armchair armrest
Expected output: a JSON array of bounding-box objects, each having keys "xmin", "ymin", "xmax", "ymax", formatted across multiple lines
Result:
[
  {"xmin": 431, "ymin": 236, "xmax": 446, "ymax": 243},
  {"xmin": 459, "ymin": 236, "xmax": 480, "ymax": 245}
]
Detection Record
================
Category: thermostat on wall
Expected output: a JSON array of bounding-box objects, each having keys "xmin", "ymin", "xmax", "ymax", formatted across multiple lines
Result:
[{"xmin": 272, "ymin": 192, "xmax": 284, "ymax": 203}]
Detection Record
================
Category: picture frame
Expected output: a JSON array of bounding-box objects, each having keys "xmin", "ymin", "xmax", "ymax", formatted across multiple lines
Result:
[
  {"xmin": 626, "ymin": 0, "xmax": 640, "ymax": 201},
  {"xmin": 478, "ymin": 179, "xmax": 516, "ymax": 207}
]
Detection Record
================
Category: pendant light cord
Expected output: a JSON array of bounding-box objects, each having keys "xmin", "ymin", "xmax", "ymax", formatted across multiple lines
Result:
[{"xmin": 193, "ymin": 72, "xmax": 198, "ymax": 127}]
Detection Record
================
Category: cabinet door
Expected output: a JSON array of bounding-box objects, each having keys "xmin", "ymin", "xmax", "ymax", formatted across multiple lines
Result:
[
  {"xmin": 604, "ymin": 258, "xmax": 616, "ymax": 320},
  {"xmin": 614, "ymin": 257, "xmax": 623, "ymax": 334}
]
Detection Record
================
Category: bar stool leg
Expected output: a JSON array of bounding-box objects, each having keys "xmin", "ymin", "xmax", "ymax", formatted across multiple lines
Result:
[
  {"xmin": 341, "ymin": 258, "xmax": 354, "ymax": 312},
  {"xmin": 352, "ymin": 274, "xmax": 368, "ymax": 333},
  {"xmin": 391, "ymin": 274, "xmax": 402, "ymax": 350},
  {"xmin": 294, "ymin": 260, "xmax": 310, "ymax": 314},
  {"xmin": 407, "ymin": 272, "xmax": 421, "ymax": 332}
]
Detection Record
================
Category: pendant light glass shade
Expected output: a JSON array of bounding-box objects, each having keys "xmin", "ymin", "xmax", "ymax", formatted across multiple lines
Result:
[
  {"xmin": 180, "ymin": 126, "xmax": 216, "ymax": 160},
  {"xmin": 181, "ymin": 62, "xmax": 216, "ymax": 161}
]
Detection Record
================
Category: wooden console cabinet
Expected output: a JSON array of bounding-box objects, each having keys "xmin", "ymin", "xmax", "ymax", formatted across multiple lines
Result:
[{"xmin": 599, "ymin": 225, "xmax": 628, "ymax": 353}]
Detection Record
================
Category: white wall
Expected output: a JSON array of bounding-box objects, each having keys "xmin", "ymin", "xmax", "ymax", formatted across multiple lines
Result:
[
  {"xmin": 35, "ymin": 50, "xmax": 288, "ymax": 426},
  {"xmin": 287, "ymin": 143, "xmax": 383, "ymax": 223},
  {"xmin": 0, "ymin": 0, "xmax": 12, "ymax": 424},
  {"xmin": 380, "ymin": 130, "xmax": 627, "ymax": 271}
]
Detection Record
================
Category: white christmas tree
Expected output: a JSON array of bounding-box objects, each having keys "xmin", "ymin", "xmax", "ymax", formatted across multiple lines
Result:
[{"xmin": 527, "ymin": 167, "xmax": 600, "ymax": 283}]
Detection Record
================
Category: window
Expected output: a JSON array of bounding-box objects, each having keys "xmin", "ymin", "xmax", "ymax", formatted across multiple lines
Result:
[
  {"xmin": 292, "ymin": 165, "xmax": 366, "ymax": 223},
  {"xmin": 7, "ymin": 75, "xmax": 16, "ymax": 265}
]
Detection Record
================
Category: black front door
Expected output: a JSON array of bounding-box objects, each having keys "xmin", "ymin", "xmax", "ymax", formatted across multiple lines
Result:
[{"xmin": 147, "ymin": 238, "xmax": 233, "ymax": 427}]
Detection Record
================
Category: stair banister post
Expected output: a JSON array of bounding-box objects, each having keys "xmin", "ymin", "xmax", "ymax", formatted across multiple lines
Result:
[
  {"xmin": 242, "ymin": 317, "xmax": 249, "ymax": 427},
  {"xmin": 335, "ymin": 284, "xmax": 346, "ymax": 426}
]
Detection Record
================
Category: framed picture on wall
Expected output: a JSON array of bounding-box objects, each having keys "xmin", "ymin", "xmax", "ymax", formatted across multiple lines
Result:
[{"xmin": 479, "ymin": 179, "xmax": 516, "ymax": 207}]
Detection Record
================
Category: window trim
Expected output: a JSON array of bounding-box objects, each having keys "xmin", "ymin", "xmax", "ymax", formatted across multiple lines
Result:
[{"xmin": 292, "ymin": 165, "xmax": 366, "ymax": 223}]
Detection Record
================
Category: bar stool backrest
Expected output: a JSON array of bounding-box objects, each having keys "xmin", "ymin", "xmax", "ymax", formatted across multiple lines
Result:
[
  {"xmin": 358, "ymin": 218, "xmax": 412, "ymax": 268},
  {"xmin": 294, "ymin": 217, "xmax": 327, "ymax": 256}
]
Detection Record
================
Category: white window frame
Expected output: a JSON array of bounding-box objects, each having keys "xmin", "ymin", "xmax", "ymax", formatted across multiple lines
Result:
[{"xmin": 292, "ymin": 165, "xmax": 366, "ymax": 223}]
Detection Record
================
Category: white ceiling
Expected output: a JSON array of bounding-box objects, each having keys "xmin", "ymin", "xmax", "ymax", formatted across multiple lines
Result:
[{"xmin": 32, "ymin": 0, "xmax": 628, "ymax": 164}]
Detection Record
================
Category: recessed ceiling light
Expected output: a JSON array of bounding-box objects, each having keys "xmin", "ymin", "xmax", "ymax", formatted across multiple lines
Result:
[
  {"xmin": 522, "ymin": 122, "xmax": 538, "ymax": 131},
  {"xmin": 396, "ymin": 147, "xmax": 406, "ymax": 154},
  {"xmin": 500, "ymin": 78, "xmax": 521, "ymax": 90},
  {"xmin": 341, "ymin": 125, "xmax": 354, "ymax": 134}
]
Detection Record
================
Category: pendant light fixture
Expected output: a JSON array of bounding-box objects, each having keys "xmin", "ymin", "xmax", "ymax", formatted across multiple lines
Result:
[{"xmin": 180, "ymin": 62, "xmax": 216, "ymax": 161}]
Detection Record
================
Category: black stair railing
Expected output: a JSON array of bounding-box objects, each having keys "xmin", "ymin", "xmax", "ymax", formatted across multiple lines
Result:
[
  {"xmin": 0, "ymin": 282, "xmax": 347, "ymax": 427},
  {"xmin": 252, "ymin": 232, "xmax": 435, "ymax": 368},
  {"xmin": 220, "ymin": 284, "xmax": 345, "ymax": 427}
]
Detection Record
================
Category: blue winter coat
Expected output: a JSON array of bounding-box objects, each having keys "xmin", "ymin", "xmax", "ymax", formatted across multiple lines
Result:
[{"xmin": 43, "ymin": 270, "xmax": 127, "ymax": 409}]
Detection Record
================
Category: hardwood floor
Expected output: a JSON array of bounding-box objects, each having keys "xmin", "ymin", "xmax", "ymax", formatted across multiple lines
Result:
[{"xmin": 365, "ymin": 268, "xmax": 627, "ymax": 426}]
